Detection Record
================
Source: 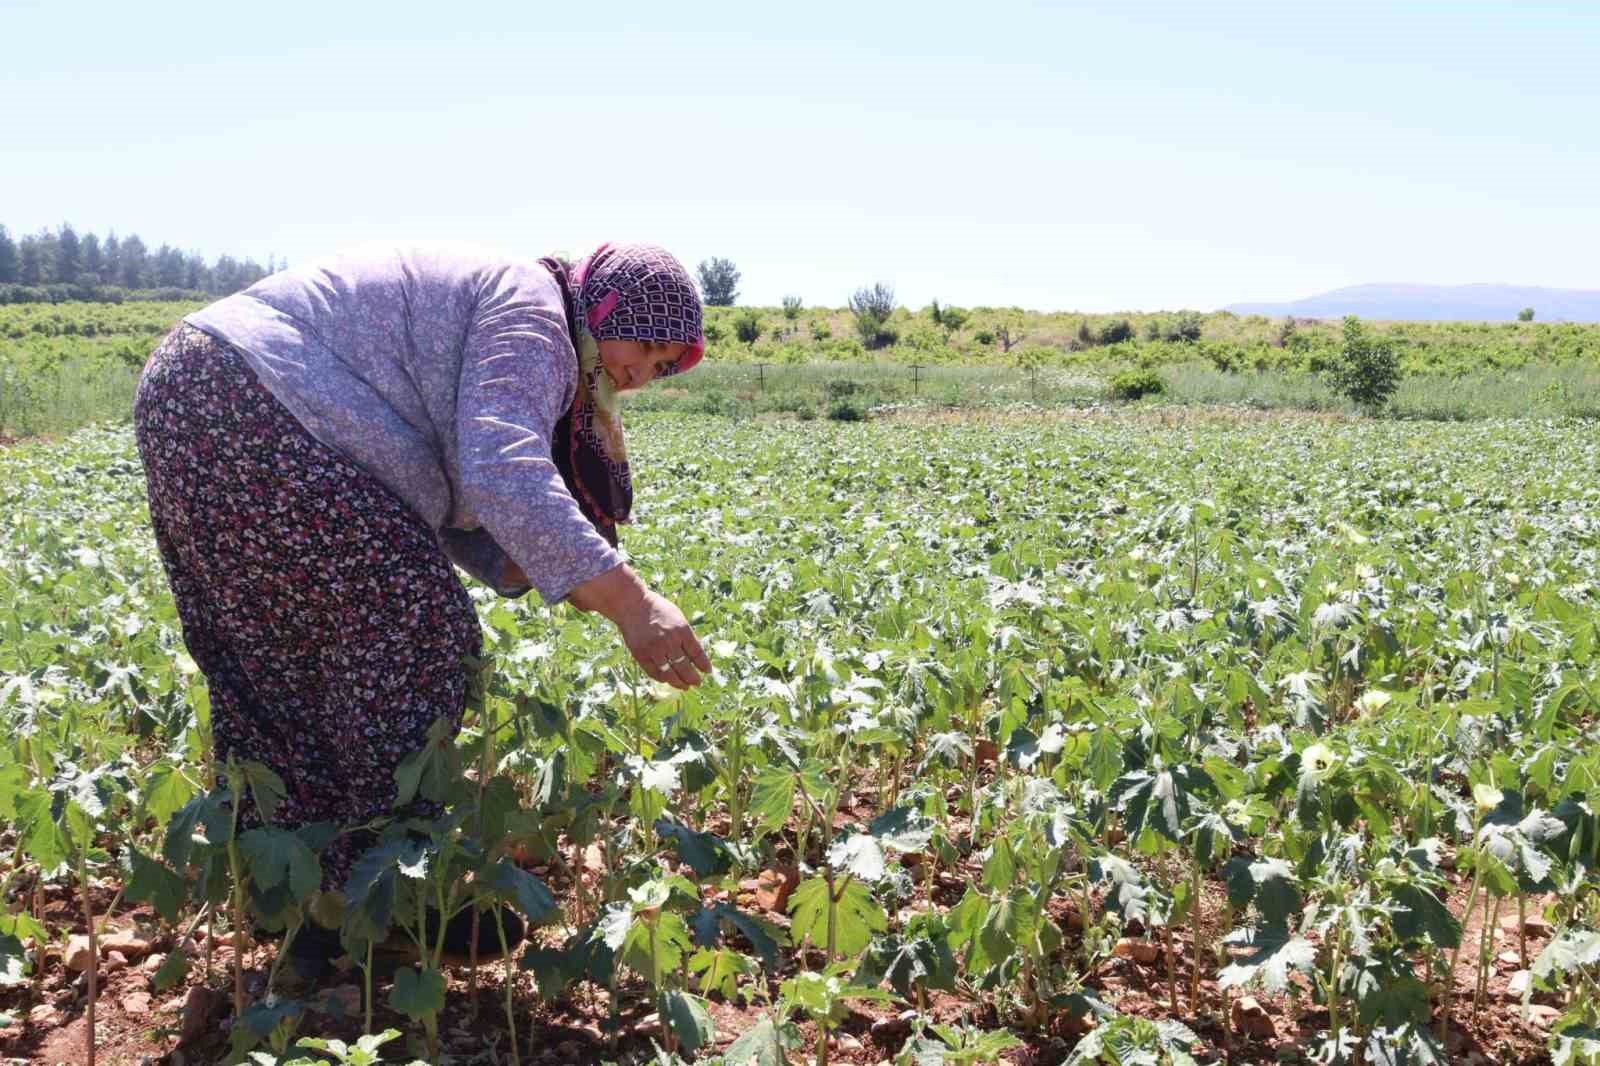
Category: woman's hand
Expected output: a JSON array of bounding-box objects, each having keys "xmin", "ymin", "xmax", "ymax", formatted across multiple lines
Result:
[{"xmin": 567, "ymin": 564, "xmax": 712, "ymax": 689}]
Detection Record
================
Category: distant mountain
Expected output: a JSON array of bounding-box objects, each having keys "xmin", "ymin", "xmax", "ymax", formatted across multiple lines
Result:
[{"xmin": 1225, "ymin": 283, "xmax": 1600, "ymax": 323}]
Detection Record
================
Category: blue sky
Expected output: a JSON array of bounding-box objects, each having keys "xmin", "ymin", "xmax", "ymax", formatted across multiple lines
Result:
[{"xmin": 4, "ymin": 0, "xmax": 1597, "ymax": 310}]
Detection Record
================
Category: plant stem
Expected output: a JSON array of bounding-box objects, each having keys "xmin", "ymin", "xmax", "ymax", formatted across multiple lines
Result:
[
  {"xmin": 1327, "ymin": 924, "xmax": 1345, "ymax": 1041},
  {"xmin": 495, "ymin": 909, "xmax": 519, "ymax": 1066},
  {"xmin": 78, "ymin": 848, "xmax": 98, "ymax": 1066},
  {"xmin": 1164, "ymin": 923, "xmax": 1177, "ymax": 1014},
  {"xmin": 225, "ymin": 768, "xmax": 246, "ymax": 1020},
  {"xmin": 470, "ymin": 705, "xmax": 496, "ymax": 1020},
  {"xmin": 1518, "ymin": 892, "xmax": 1527, "ymax": 970},
  {"xmin": 825, "ymin": 867, "xmax": 838, "ymax": 964},
  {"xmin": 1477, "ymin": 894, "xmax": 1502, "ymax": 1012},
  {"xmin": 1440, "ymin": 837, "xmax": 1485, "ymax": 1042},
  {"xmin": 1190, "ymin": 863, "xmax": 1204, "ymax": 1011}
]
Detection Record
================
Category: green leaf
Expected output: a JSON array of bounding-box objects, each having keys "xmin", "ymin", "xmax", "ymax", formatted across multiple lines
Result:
[
  {"xmin": 238, "ymin": 827, "xmax": 321, "ymax": 901},
  {"xmin": 660, "ymin": 989, "xmax": 716, "ymax": 1055},
  {"xmin": 981, "ymin": 837, "xmax": 1018, "ymax": 892},
  {"xmin": 1247, "ymin": 858, "xmax": 1301, "ymax": 930},
  {"xmin": 235, "ymin": 761, "xmax": 287, "ymax": 824},
  {"xmin": 1389, "ymin": 884, "xmax": 1460, "ymax": 949},
  {"xmin": 480, "ymin": 859, "xmax": 557, "ymax": 924},
  {"xmin": 688, "ymin": 946, "xmax": 756, "ymax": 1002},
  {"xmin": 978, "ymin": 892, "xmax": 1039, "ymax": 972},
  {"xmin": 143, "ymin": 765, "xmax": 195, "ymax": 828},
  {"xmin": 17, "ymin": 789, "xmax": 70, "ymax": 874},
  {"xmin": 862, "ymin": 931, "xmax": 957, "ymax": 1000},
  {"xmin": 722, "ymin": 1015, "xmax": 789, "ymax": 1066},
  {"xmin": 123, "ymin": 847, "xmax": 186, "ymax": 922},
  {"xmin": 691, "ymin": 901, "xmax": 786, "ymax": 971},
  {"xmin": 163, "ymin": 789, "xmax": 231, "ymax": 868},
  {"xmin": 749, "ymin": 766, "xmax": 796, "ymax": 836},
  {"xmin": 0, "ymin": 933, "xmax": 28, "ymax": 986},
  {"xmin": 1085, "ymin": 729, "xmax": 1123, "ymax": 792},
  {"xmin": 388, "ymin": 965, "xmax": 446, "ymax": 1020},
  {"xmin": 655, "ymin": 817, "xmax": 734, "ymax": 879},
  {"xmin": 619, "ymin": 911, "xmax": 692, "ymax": 979},
  {"xmin": 1218, "ymin": 927, "xmax": 1317, "ymax": 994},
  {"xmin": 1116, "ymin": 770, "xmax": 1185, "ymax": 843},
  {"xmin": 868, "ymin": 806, "xmax": 936, "ymax": 853},
  {"xmin": 151, "ymin": 948, "xmax": 190, "ymax": 992},
  {"xmin": 788, "ymin": 876, "xmax": 886, "ymax": 959},
  {"xmin": 828, "ymin": 834, "xmax": 887, "ymax": 881}
]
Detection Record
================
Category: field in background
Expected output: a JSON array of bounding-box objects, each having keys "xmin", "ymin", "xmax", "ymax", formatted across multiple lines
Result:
[
  {"xmin": 1, "ymin": 412, "xmax": 1595, "ymax": 1064},
  {"xmin": 6, "ymin": 301, "xmax": 1600, "ymax": 436}
]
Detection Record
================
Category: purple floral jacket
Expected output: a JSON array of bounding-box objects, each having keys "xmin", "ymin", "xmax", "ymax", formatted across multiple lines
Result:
[{"xmin": 186, "ymin": 242, "xmax": 622, "ymax": 603}]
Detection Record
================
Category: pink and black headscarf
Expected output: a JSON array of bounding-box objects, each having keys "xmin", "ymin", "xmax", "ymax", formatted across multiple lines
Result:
[{"xmin": 541, "ymin": 242, "xmax": 705, "ymax": 544}]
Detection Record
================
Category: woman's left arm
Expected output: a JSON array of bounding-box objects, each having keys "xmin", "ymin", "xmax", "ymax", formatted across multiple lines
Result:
[{"xmin": 452, "ymin": 285, "xmax": 623, "ymax": 606}]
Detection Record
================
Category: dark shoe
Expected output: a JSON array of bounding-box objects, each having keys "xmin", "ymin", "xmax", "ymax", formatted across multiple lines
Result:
[
  {"xmin": 286, "ymin": 922, "xmax": 345, "ymax": 982},
  {"xmin": 376, "ymin": 905, "xmax": 527, "ymax": 965},
  {"xmin": 439, "ymin": 904, "xmax": 526, "ymax": 963}
]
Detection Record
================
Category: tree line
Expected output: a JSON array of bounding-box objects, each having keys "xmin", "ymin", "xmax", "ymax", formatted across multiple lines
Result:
[{"xmin": 0, "ymin": 222, "xmax": 274, "ymax": 304}]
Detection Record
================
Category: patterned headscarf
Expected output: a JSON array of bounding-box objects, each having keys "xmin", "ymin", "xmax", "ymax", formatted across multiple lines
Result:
[{"xmin": 541, "ymin": 242, "xmax": 705, "ymax": 545}]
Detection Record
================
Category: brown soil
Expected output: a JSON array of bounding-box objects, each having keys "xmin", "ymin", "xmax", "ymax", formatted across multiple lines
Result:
[{"xmin": 0, "ymin": 848, "xmax": 1564, "ymax": 1066}]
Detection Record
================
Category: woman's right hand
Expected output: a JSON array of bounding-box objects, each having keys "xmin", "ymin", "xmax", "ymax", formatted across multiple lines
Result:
[{"xmin": 567, "ymin": 564, "xmax": 711, "ymax": 689}]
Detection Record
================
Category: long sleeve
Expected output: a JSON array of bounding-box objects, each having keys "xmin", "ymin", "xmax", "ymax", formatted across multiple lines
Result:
[
  {"xmin": 438, "ymin": 528, "xmax": 532, "ymax": 598},
  {"xmin": 453, "ymin": 293, "xmax": 622, "ymax": 604}
]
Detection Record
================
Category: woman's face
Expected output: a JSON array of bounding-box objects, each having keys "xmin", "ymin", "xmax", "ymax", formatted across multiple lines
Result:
[{"xmin": 598, "ymin": 339, "xmax": 691, "ymax": 392}]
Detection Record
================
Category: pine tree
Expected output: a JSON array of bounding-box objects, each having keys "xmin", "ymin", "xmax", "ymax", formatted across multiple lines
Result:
[
  {"xmin": 57, "ymin": 223, "xmax": 81, "ymax": 284},
  {"xmin": 0, "ymin": 225, "xmax": 17, "ymax": 283},
  {"xmin": 103, "ymin": 232, "xmax": 122, "ymax": 284},
  {"xmin": 81, "ymin": 232, "xmax": 103, "ymax": 281},
  {"xmin": 696, "ymin": 257, "xmax": 741, "ymax": 306},
  {"xmin": 119, "ymin": 234, "xmax": 149, "ymax": 288},
  {"xmin": 18, "ymin": 236, "xmax": 45, "ymax": 285}
]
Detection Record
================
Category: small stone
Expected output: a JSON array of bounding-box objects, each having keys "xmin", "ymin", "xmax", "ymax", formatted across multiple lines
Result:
[
  {"xmin": 755, "ymin": 866, "xmax": 801, "ymax": 912},
  {"xmin": 141, "ymin": 952, "xmax": 167, "ymax": 973},
  {"xmin": 1506, "ymin": 970, "xmax": 1531, "ymax": 998},
  {"xmin": 582, "ymin": 843, "xmax": 605, "ymax": 873},
  {"xmin": 1113, "ymin": 937, "xmax": 1160, "ymax": 964},
  {"xmin": 104, "ymin": 950, "xmax": 129, "ymax": 973},
  {"xmin": 1523, "ymin": 914, "xmax": 1554, "ymax": 937},
  {"xmin": 122, "ymin": 991, "xmax": 152, "ymax": 1015},
  {"xmin": 64, "ymin": 935, "xmax": 94, "ymax": 973},
  {"xmin": 836, "ymin": 1034, "xmax": 864, "ymax": 1052},
  {"xmin": 1497, "ymin": 950, "xmax": 1522, "ymax": 967},
  {"xmin": 1233, "ymin": 995, "xmax": 1277, "ymax": 1041},
  {"xmin": 318, "ymin": 985, "xmax": 361, "ymax": 1016},
  {"xmin": 1527, "ymin": 1004, "xmax": 1561, "ymax": 1030},
  {"xmin": 101, "ymin": 927, "xmax": 155, "ymax": 959},
  {"xmin": 870, "ymin": 1014, "xmax": 912, "ymax": 1043},
  {"xmin": 179, "ymin": 985, "xmax": 224, "ymax": 1047},
  {"xmin": 28, "ymin": 1004, "xmax": 61, "ymax": 1027}
]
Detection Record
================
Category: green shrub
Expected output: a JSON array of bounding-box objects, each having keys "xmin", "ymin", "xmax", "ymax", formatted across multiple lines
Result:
[
  {"xmin": 1109, "ymin": 367, "xmax": 1166, "ymax": 401},
  {"xmin": 809, "ymin": 319, "xmax": 832, "ymax": 341},
  {"xmin": 1099, "ymin": 318, "xmax": 1134, "ymax": 345},
  {"xmin": 1324, "ymin": 316, "xmax": 1401, "ymax": 410},
  {"xmin": 733, "ymin": 308, "xmax": 763, "ymax": 346},
  {"xmin": 849, "ymin": 283, "xmax": 898, "ymax": 351}
]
